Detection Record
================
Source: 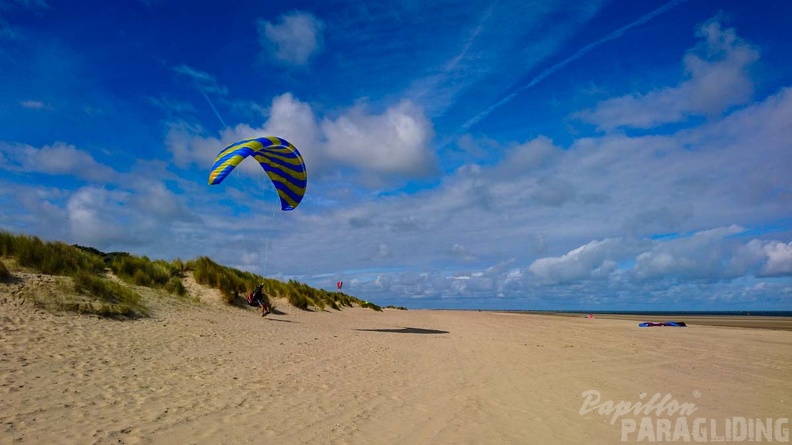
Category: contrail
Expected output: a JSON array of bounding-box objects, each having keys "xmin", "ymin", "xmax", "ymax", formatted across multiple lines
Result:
[
  {"xmin": 459, "ymin": 0, "xmax": 689, "ymax": 132},
  {"xmin": 201, "ymin": 89, "xmax": 228, "ymax": 130}
]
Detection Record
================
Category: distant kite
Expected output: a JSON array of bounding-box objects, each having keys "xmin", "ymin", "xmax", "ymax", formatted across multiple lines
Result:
[{"xmin": 208, "ymin": 136, "xmax": 307, "ymax": 211}]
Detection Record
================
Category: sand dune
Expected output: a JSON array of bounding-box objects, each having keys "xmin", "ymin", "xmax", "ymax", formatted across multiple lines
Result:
[{"xmin": 1, "ymin": 276, "xmax": 790, "ymax": 444}]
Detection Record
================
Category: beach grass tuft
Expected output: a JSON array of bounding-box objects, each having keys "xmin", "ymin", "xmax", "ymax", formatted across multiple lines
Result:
[{"xmin": 72, "ymin": 270, "xmax": 149, "ymax": 318}]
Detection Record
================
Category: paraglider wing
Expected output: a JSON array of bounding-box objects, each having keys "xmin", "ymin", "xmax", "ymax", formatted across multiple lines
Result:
[{"xmin": 208, "ymin": 136, "xmax": 307, "ymax": 210}]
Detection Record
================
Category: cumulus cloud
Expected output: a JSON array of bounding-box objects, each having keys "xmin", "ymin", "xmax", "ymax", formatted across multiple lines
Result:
[
  {"xmin": 632, "ymin": 225, "xmax": 745, "ymax": 281},
  {"xmin": 530, "ymin": 177, "xmax": 576, "ymax": 207},
  {"xmin": 522, "ymin": 227, "xmax": 792, "ymax": 291},
  {"xmin": 491, "ymin": 136, "xmax": 562, "ymax": 178},
  {"xmin": 260, "ymin": 93, "xmax": 325, "ymax": 171},
  {"xmin": 322, "ymin": 100, "xmax": 437, "ymax": 176},
  {"xmin": 164, "ymin": 122, "xmax": 214, "ymax": 169},
  {"xmin": 0, "ymin": 141, "xmax": 115, "ymax": 181},
  {"xmin": 64, "ymin": 181, "xmax": 200, "ymax": 250},
  {"xmin": 757, "ymin": 241, "xmax": 792, "ymax": 277},
  {"xmin": 528, "ymin": 238, "xmax": 630, "ymax": 284},
  {"xmin": 166, "ymin": 94, "xmax": 437, "ymax": 180},
  {"xmin": 257, "ymin": 11, "xmax": 324, "ymax": 66},
  {"xmin": 575, "ymin": 18, "xmax": 759, "ymax": 130},
  {"xmin": 129, "ymin": 181, "xmax": 200, "ymax": 223},
  {"xmin": 165, "ymin": 93, "xmax": 324, "ymax": 179},
  {"xmin": 67, "ymin": 187, "xmax": 128, "ymax": 246}
]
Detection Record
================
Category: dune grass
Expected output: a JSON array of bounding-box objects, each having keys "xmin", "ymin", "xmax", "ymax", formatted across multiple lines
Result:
[
  {"xmin": 185, "ymin": 257, "xmax": 381, "ymax": 311},
  {"xmin": 1, "ymin": 230, "xmax": 382, "ymax": 316},
  {"xmin": 108, "ymin": 255, "xmax": 187, "ymax": 297},
  {"xmin": 187, "ymin": 256, "xmax": 264, "ymax": 305},
  {"xmin": 0, "ymin": 231, "xmax": 105, "ymax": 277},
  {"xmin": 72, "ymin": 270, "xmax": 149, "ymax": 318}
]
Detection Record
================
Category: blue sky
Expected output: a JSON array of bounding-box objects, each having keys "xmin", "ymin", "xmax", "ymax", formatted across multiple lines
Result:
[{"xmin": 1, "ymin": 0, "xmax": 791, "ymax": 310}]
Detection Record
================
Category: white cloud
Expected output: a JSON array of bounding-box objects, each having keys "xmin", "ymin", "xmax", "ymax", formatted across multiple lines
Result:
[
  {"xmin": 62, "ymin": 180, "xmax": 201, "ymax": 252},
  {"xmin": 758, "ymin": 241, "xmax": 792, "ymax": 277},
  {"xmin": 166, "ymin": 94, "xmax": 437, "ymax": 180},
  {"xmin": 575, "ymin": 18, "xmax": 759, "ymax": 130},
  {"xmin": 322, "ymin": 100, "xmax": 437, "ymax": 176},
  {"xmin": 260, "ymin": 93, "xmax": 325, "ymax": 172},
  {"xmin": 491, "ymin": 136, "xmax": 562, "ymax": 178},
  {"xmin": 0, "ymin": 141, "xmax": 115, "ymax": 181},
  {"xmin": 165, "ymin": 93, "xmax": 324, "ymax": 177},
  {"xmin": 528, "ymin": 238, "xmax": 631, "ymax": 284},
  {"xmin": 129, "ymin": 181, "xmax": 199, "ymax": 223},
  {"xmin": 632, "ymin": 225, "xmax": 744, "ymax": 280},
  {"xmin": 258, "ymin": 11, "xmax": 324, "ymax": 66},
  {"xmin": 67, "ymin": 187, "xmax": 128, "ymax": 246}
]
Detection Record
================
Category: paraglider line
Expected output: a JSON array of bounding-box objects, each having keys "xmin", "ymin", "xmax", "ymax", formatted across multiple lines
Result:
[{"xmin": 261, "ymin": 205, "xmax": 276, "ymax": 276}]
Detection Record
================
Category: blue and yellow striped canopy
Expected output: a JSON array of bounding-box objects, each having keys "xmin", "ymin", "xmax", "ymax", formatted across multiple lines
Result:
[{"xmin": 208, "ymin": 136, "xmax": 307, "ymax": 211}]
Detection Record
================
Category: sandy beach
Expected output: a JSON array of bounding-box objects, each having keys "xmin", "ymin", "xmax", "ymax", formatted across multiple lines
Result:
[{"xmin": 1, "ymin": 280, "xmax": 790, "ymax": 444}]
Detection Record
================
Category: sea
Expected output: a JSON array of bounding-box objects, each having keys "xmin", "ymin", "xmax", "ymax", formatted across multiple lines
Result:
[{"xmin": 498, "ymin": 310, "xmax": 792, "ymax": 317}]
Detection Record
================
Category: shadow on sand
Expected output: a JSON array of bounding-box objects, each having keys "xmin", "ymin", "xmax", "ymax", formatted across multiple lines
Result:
[{"xmin": 353, "ymin": 327, "xmax": 449, "ymax": 335}]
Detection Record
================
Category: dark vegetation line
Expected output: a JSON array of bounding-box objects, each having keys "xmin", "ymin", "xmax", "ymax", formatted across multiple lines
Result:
[{"xmin": 0, "ymin": 231, "xmax": 382, "ymax": 318}]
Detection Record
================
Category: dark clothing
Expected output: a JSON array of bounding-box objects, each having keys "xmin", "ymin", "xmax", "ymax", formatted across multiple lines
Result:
[
  {"xmin": 248, "ymin": 296, "xmax": 265, "ymax": 307},
  {"xmin": 247, "ymin": 284, "xmax": 270, "ymax": 314},
  {"xmin": 247, "ymin": 284, "xmax": 264, "ymax": 305}
]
